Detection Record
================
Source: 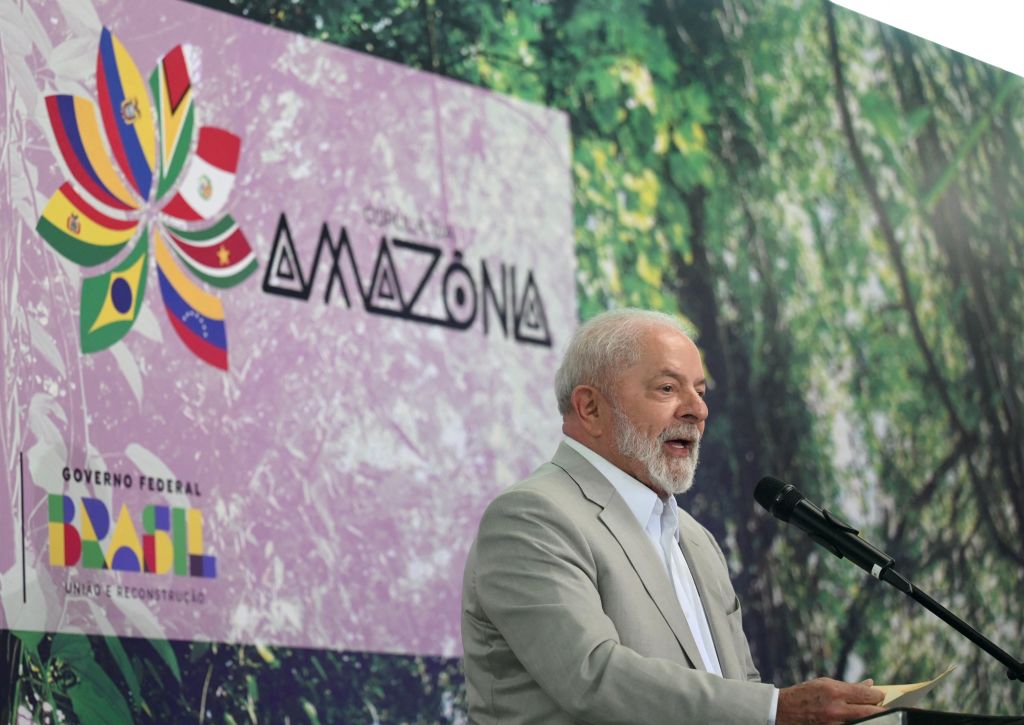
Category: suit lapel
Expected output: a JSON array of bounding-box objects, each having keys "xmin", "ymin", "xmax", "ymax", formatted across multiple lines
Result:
[
  {"xmin": 676, "ymin": 524, "xmax": 742, "ymax": 680},
  {"xmin": 551, "ymin": 443, "xmax": 707, "ymax": 672}
]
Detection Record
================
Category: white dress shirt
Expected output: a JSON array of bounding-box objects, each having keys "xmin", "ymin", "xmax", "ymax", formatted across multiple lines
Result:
[{"xmin": 563, "ymin": 437, "xmax": 779, "ymax": 724}]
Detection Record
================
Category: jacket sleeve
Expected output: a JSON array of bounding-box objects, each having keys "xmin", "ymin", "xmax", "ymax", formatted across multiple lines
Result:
[{"xmin": 469, "ymin": 486, "xmax": 775, "ymax": 724}]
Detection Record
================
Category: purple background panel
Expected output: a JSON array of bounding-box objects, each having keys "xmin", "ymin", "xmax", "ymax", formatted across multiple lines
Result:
[{"xmin": 0, "ymin": 0, "xmax": 575, "ymax": 657}]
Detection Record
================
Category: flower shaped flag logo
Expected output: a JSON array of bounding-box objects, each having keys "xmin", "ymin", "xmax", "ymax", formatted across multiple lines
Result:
[{"xmin": 36, "ymin": 28, "xmax": 257, "ymax": 370}]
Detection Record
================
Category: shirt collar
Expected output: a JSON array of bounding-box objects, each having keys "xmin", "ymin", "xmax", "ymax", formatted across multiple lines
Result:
[{"xmin": 562, "ymin": 436, "xmax": 662, "ymax": 530}]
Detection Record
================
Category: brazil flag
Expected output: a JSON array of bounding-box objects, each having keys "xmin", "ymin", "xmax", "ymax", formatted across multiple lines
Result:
[{"xmin": 80, "ymin": 229, "xmax": 149, "ymax": 352}]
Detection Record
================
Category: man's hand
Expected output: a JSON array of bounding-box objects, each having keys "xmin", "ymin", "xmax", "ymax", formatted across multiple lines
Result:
[{"xmin": 777, "ymin": 677, "xmax": 885, "ymax": 725}]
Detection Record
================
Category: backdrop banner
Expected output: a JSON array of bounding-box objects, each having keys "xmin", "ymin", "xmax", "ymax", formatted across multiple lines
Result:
[{"xmin": 1, "ymin": 0, "xmax": 574, "ymax": 658}]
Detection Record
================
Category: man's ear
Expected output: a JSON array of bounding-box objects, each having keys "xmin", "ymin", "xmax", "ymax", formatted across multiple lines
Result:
[{"xmin": 571, "ymin": 385, "xmax": 608, "ymax": 437}]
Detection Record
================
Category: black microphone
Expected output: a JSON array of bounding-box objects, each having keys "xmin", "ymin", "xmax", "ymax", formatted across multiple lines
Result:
[
  {"xmin": 754, "ymin": 476, "xmax": 911, "ymax": 593},
  {"xmin": 755, "ymin": 475, "xmax": 1024, "ymax": 682}
]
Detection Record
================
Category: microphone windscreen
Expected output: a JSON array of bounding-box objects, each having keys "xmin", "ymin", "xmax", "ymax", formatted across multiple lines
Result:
[{"xmin": 754, "ymin": 476, "xmax": 788, "ymax": 511}]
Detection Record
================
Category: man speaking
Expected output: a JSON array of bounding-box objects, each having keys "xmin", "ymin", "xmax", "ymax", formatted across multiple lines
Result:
[{"xmin": 461, "ymin": 309, "xmax": 885, "ymax": 724}]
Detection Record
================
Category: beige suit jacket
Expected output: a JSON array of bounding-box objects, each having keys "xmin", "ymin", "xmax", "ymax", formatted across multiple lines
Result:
[{"xmin": 461, "ymin": 442, "xmax": 775, "ymax": 724}]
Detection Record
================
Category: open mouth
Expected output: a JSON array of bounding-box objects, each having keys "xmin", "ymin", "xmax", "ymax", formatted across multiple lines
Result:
[{"xmin": 663, "ymin": 438, "xmax": 694, "ymax": 455}]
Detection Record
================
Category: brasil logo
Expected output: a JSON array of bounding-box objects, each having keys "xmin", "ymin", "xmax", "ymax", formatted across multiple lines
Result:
[
  {"xmin": 36, "ymin": 28, "xmax": 257, "ymax": 370},
  {"xmin": 49, "ymin": 495, "xmax": 216, "ymax": 579}
]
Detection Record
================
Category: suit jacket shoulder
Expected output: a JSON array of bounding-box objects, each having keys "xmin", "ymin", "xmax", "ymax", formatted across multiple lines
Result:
[{"xmin": 461, "ymin": 442, "xmax": 773, "ymax": 724}]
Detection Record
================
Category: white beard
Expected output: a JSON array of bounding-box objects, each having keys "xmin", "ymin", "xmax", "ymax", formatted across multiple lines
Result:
[{"xmin": 612, "ymin": 406, "xmax": 701, "ymax": 495}]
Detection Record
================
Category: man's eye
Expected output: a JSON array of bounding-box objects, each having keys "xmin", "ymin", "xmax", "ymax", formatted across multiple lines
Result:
[
  {"xmin": 660, "ymin": 385, "xmax": 674, "ymax": 393},
  {"xmin": 697, "ymin": 389, "xmax": 706, "ymax": 398}
]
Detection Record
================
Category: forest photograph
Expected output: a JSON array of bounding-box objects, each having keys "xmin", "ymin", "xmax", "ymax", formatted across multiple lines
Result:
[{"xmin": 5, "ymin": 0, "xmax": 1024, "ymax": 721}]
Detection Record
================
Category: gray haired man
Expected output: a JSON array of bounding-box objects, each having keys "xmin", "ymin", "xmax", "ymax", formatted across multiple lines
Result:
[{"xmin": 462, "ymin": 308, "xmax": 884, "ymax": 724}]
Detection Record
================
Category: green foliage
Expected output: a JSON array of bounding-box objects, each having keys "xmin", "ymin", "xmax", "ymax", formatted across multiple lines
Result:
[
  {"xmin": 4, "ymin": 629, "xmax": 138, "ymax": 723},
  {"xmin": 4, "ymin": 630, "xmax": 463, "ymax": 723}
]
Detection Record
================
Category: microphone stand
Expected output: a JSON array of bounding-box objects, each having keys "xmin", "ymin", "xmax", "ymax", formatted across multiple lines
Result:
[{"xmin": 876, "ymin": 566, "xmax": 1024, "ymax": 682}]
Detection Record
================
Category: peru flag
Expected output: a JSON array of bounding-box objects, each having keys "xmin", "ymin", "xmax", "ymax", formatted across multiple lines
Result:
[{"xmin": 161, "ymin": 126, "xmax": 240, "ymax": 222}]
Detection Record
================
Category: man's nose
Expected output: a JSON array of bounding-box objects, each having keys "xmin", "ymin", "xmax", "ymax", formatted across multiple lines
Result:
[{"xmin": 678, "ymin": 390, "xmax": 708, "ymax": 423}]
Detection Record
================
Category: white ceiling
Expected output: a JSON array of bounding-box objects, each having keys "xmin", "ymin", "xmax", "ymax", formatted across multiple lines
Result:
[{"xmin": 831, "ymin": 0, "xmax": 1024, "ymax": 78}]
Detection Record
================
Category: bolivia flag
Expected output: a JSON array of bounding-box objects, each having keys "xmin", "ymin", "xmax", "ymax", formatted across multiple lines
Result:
[{"xmin": 36, "ymin": 182, "xmax": 139, "ymax": 267}]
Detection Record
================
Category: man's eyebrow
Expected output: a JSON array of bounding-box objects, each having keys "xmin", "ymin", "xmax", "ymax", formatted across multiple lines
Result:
[{"xmin": 655, "ymin": 369, "xmax": 707, "ymax": 387}]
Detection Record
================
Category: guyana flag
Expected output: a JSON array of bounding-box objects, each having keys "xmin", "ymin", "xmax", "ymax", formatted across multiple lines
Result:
[
  {"xmin": 149, "ymin": 44, "xmax": 195, "ymax": 200},
  {"xmin": 79, "ymin": 229, "xmax": 149, "ymax": 353}
]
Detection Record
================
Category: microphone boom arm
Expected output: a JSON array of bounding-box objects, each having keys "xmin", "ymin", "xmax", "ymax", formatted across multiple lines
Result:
[{"xmin": 878, "ymin": 566, "xmax": 1024, "ymax": 683}]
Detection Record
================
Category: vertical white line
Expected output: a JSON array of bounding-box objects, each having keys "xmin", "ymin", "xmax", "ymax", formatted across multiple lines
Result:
[{"xmin": 20, "ymin": 450, "xmax": 26, "ymax": 603}]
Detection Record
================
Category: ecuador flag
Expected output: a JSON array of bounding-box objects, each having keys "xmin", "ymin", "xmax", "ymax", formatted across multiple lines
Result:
[{"xmin": 96, "ymin": 28, "xmax": 156, "ymax": 200}]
